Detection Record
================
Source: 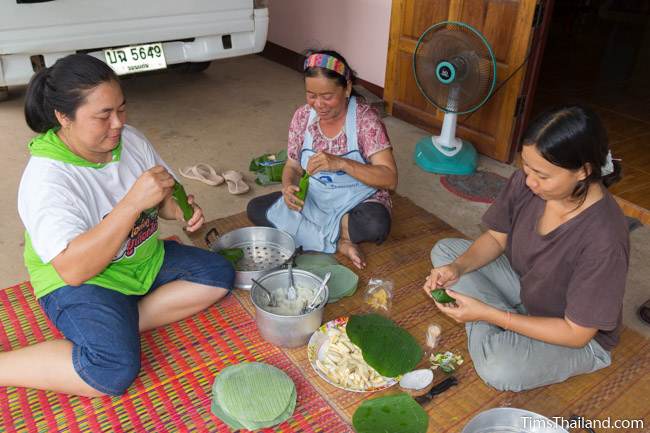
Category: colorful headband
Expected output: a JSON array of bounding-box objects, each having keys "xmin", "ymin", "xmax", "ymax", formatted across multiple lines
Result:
[{"xmin": 303, "ymin": 53, "xmax": 351, "ymax": 80}]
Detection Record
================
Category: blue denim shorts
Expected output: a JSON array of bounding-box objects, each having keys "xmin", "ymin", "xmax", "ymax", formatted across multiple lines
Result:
[{"xmin": 38, "ymin": 240, "xmax": 234, "ymax": 396}]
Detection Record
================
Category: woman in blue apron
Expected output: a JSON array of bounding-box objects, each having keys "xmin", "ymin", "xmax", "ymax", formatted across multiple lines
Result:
[{"xmin": 247, "ymin": 50, "xmax": 398, "ymax": 269}]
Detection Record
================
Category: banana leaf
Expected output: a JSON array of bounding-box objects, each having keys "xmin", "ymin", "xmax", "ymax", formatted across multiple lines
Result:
[
  {"xmin": 212, "ymin": 362, "xmax": 296, "ymax": 429},
  {"xmin": 295, "ymin": 252, "xmax": 339, "ymax": 267},
  {"xmin": 211, "ymin": 387, "xmax": 296, "ymax": 430},
  {"xmin": 352, "ymin": 393, "xmax": 428, "ymax": 433},
  {"xmin": 298, "ymin": 264, "xmax": 358, "ymax": 302},
  {"xmin": 346, "ymin": 314, "xmax": 423, "ymax": 377},
  {"xmin": 217, "ymin": 248, "xmax": 244, "ymax": 265}
]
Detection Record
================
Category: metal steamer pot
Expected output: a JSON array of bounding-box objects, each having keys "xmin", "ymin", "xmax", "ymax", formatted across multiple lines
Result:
[
  {"xmin": 250, "ymin": 269, "xmax": 328, "ymax": 348},
  {"xmin": 205, "ymin": 227, "xmax": 296, "ymax": 290},
  {"xmin": 462, "ymin": 408, "xmax": 596, "ymax": 433}
]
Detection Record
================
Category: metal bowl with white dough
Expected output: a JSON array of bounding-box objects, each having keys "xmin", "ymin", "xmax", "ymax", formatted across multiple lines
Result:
[
  {"xmin": 250, "ymin": 269, "xmax": 328, "ymax": 348},
  {"xmin": 462, "ymin": 408, "xmax": 576, "ymax": 433}
]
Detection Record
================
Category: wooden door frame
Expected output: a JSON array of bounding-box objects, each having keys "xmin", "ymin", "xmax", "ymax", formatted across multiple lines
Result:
[
  {"xmin": 383, "ymin": 0, "xmax": 406, "ymax": 116},
  {"xmin": 509, "ymin": 0, "xmax": 556, "ymax": 161}
]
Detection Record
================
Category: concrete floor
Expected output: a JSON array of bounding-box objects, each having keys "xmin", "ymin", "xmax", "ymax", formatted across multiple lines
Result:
[{"xmin": 1, "ymin": 55, "xmax": 648, "ymax": 337}]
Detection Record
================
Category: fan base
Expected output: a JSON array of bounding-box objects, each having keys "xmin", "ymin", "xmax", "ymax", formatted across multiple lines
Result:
[{"xmin": 414, "ymin": 137, "xmax": 477, "ymax": 175}]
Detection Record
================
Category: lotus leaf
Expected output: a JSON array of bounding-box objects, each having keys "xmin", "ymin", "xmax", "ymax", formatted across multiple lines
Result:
[
  {"xmin": 352, "ymin": 393, "xmax": 429, "ymax": 433},
  {"xmin": 346, "ymin": 314, "xmax": 423, "ymax": 377}
]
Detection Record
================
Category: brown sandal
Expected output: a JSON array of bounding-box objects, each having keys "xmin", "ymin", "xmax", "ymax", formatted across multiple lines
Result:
[{"xmin": 638, "ymin": 299, "xmax": 650, "ymax": 325}]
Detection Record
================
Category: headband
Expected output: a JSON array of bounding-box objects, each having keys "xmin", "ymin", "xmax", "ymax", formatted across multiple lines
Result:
[{"xmin": 303, "ymin": 53, "xmax": 351, "ymax": 80}]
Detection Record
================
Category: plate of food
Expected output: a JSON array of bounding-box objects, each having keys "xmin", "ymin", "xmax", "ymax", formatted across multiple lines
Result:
[{"xmin": 307, "ymin": 316, "xmax": 397, "ymax": 392}]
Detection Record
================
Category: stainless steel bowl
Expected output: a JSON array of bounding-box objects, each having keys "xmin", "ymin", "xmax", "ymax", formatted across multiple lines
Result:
[
  {"xmin": 250, "ymin": 269, "xmax": 328, "ymax": 348},
  {"xmin": 207, "ymin": 227, "xmax": 296, "ymax": 290},
  {"xmin": 462, "ymin": 408, "xmax": 570, "ymax": 433}
]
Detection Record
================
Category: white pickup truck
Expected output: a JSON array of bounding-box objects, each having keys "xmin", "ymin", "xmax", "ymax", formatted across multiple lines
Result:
[{"xmin": 0, "ymin": 0, "xmax": 269, "ymax": 98}]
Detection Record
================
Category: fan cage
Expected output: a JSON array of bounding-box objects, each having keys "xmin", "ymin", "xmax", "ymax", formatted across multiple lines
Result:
[{"xmin": 413, "ymin": 21, "xmax": 497, "ymax": 115}]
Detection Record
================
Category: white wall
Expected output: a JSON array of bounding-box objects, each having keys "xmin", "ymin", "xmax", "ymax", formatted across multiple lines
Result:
[{"xmin": 267, "ymin": 0, "xmax": 392, "ymax": 88}]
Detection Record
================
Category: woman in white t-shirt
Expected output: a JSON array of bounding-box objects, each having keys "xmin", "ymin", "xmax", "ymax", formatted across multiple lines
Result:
[{"xmin": 0, "ymin": 54, "xmax": 235, "ymax": 397}]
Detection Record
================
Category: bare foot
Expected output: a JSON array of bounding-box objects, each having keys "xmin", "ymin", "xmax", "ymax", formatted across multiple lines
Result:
[{"xmin": 337, "ymin": 239, "xmax": 366, "ymax": 269}]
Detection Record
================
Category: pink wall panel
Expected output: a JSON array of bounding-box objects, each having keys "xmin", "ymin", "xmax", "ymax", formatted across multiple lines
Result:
[{"xmin": 268, "ymin": 0, "xmax": 391, "ymax": 87}]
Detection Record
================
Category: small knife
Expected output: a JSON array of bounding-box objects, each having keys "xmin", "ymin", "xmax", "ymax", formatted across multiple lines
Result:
[{"xmin": 415, "ymin": 376, "xmax": 458, "ymax": 404}]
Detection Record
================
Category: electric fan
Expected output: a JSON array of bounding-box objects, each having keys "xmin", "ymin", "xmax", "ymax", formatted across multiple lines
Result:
[{"xmin": 413, "ymin": 21, "xmax": 496, "ymax": 175}]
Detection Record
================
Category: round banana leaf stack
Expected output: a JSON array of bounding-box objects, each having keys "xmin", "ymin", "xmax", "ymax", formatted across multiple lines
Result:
[
  {"xmin": 295, "ymin": 253, "xmax": 358, "ymax": 303},
  {"xmin": 211, "ymin": 362, "xmax": 297, "ymax": 430}
]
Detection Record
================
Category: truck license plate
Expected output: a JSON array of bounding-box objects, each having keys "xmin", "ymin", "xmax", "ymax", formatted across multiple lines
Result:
[{"xmin": 104, "ymin": 43, "xmax": 167, "ymax": 75}]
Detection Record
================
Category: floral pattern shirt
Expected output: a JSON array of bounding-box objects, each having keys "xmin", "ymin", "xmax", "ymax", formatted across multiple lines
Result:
[{"xmin": 287, "ymin": 101, "xmax": 393, "ymax": 210}]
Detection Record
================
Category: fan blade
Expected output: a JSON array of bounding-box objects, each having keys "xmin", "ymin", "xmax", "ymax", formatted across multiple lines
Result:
[{"xmin": 413, "ymin": 22, "xmax": 496, "ymax": 113}]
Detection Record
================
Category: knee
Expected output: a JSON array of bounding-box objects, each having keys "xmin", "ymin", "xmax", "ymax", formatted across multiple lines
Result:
[
  {"xmin": 106, "ymin": 360, "xmax": 141, "ymax": 396},
  {"xmin": 431, "ymin": 238, "xmax": 469, "ymax": 267},
  {"xmin": 246, "ymin": 197, "xmax": 264, "ymax": 226},
  {"xmin": 361, "ymin": 217, "xmax": 391, "ymax": 244},
  {"xmin": 209, "ymin": 253, "xmax": 236, "ymax": 290},
  {"xmin": 349, "ymin": 205, "xmax": 391, "ymax": 244},
  {"xmin": 246, "ymin": 193, "xmax": 279, "ymax": 227},
  {"xmin": 472, "ymin": 348, "xmax": 527, "ymax": 392},
  {"xmin": 78, "ymin": 344, "xmax": 141, "ymax": 396}
]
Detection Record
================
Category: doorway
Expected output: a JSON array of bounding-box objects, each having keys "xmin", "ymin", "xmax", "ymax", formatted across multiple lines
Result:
[{"xmin": 531, "ymin": 0, "xmax": 650, "ymax": 211}]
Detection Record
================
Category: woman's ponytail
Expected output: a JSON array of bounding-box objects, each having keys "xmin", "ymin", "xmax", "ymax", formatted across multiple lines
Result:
[
  {"xmin": 22, "ymin": 54, "xmax": 118, "ymax": 134},
  {"xmin": 24, "ymin": 68, "xmax": 58, "ymax": 133}
]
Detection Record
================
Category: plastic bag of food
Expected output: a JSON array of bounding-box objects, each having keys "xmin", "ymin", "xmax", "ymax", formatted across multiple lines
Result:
[
  {"xmin": 249, "ymin": 149, "xmax": 287, "ymax": 185},
  {"xmin": 430, "ymin": 351, "xmax": 464, "ymax": 374},
  {"xmin": 363, "ymin": 278, "xmax": 393, "ymax": 314},
  {"xmin": 425, "ymin": 323, "xmax": 442, "ymax": 356}
]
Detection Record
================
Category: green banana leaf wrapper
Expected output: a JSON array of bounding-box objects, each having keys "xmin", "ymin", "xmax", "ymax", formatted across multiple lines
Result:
[
  {"xmin": 172, "ymin": 182, "xmax": 193, "ymax": 221},
  {"xmin": 217, "ymin": 248, "xmax": 245, "ymax": 265},
  {"xmin": 295, "ymin": 172, "xmax": 310, "ymax": 202}
]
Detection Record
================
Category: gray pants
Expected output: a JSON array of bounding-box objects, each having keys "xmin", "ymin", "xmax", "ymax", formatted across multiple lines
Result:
[{"xmin": 431, "ymin": 238, "xmax": 611, "ymax": 392}]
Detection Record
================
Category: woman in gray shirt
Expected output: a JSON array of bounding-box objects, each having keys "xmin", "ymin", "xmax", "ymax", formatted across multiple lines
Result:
[{"xmin": 424, "ymin": 105, "xmax": 629, "ymax": 392}]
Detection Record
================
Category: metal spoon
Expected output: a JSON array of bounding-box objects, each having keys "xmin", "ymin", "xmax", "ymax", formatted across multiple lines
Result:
[
  {"xmin": 286, "ymin": 261, "xmax": 297, "ymax": 301},
  {"xmin": 302, "ymin": 272, "xmax": 331, "ymax": 314},
  {"xmin": 252, "ymin": 278, "xmax": 276, "ymax": 307}
]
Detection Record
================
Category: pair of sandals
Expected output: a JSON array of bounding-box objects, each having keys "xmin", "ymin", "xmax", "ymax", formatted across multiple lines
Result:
[{"xmin": 179, "ymin": 163, "xmax": 250, "ymax": 195}]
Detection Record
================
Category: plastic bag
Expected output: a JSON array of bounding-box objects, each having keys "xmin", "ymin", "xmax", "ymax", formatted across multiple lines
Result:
[
  {"xmin": 430, "ymin": 351, "xmax": 464, "ymax": 374},
  {"xmin": 363, "ymin": 278, "xmax": 393, "ymax": 314},
  {"xmin": 424, "ymin": 323, "xmax": 442, "ymax": 357}
]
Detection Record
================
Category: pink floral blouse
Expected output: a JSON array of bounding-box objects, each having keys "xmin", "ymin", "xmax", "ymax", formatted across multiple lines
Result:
[{"xmin": 287, "ymin": 101, "xmax": 393, "ymax": 210}]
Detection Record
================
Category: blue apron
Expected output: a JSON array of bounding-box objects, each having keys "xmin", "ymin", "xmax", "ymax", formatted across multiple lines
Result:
[{"xmin": 266, "ymin": 96, "xmax": 377, "ymax": 253}]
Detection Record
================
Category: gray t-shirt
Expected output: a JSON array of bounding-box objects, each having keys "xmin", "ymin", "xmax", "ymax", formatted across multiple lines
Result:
[{"xmin": 482, "ymin": 170, "xmax": 629, "ymax": 351}]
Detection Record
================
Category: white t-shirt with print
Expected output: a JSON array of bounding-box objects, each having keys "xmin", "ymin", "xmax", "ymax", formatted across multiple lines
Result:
[{"xmin": 18, "ymin": 124, "xmax": 172, "ymax": 265}]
